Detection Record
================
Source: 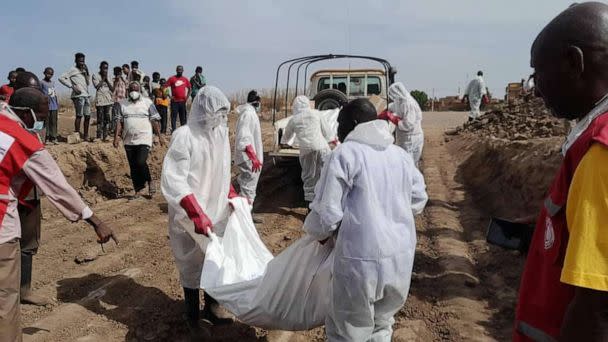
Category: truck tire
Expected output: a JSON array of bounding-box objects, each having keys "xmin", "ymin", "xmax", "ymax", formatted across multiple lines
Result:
[{"xmin": 313, "ymin": 89, "xmax": 348, "ymax": 110}]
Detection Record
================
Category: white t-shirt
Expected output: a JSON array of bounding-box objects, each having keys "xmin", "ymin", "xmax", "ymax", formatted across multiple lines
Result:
[{"xmin": 116, "ymin": 97, "xmax": 160, "ymax": 146}]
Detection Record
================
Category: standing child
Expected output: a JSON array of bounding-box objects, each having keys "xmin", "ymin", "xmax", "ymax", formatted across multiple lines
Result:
[
  {"xmin": 92, "ymin": 61, "xmax": 114, "ymax": 141},
  {"xmin": 112, "ymin": 66, "xmax": 127, "ymax": 133},
  {"xmin": 154, "ymin": 78, "xmax": 170, "ymax": 134},
  {"xmin": 150, "ymin": 72, "xmax": 161, "ymax": 101},
  {"xmin": 142, "ymin": 75, "xmax": 151, "ymax": 98},
  {"xmin": 0, "ymin": 71, "xmax": 17, "ymax": 103},
  {"xmin": 189, "ymin": 66, "xmax": 206, "ymax": 101},
  {"xmin": 40, "ymin": 67, "xmax": 59, "ymax": 144}
]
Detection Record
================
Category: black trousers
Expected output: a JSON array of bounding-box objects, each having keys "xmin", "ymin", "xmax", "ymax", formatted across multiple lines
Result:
[
  {"xmin": 156, "ymin": 104, "xmax": 168, "ymax": 134},
  {"xmin": 18, "ymin": 198, "xmax": 41, "ymax": 256},
  {"xmin": 170, "ymin": 101, "xmax": 187, "ymax": 132},
  {"xmin": 96, "ymin": 105, "xmax": 112, "ymax": 140},
  {"xmin": 45, "ymin": 110, "xmax": 58, "ymax": 141},
  {"xmin": 124, "ymin": 145, "xmax": 151, "ymax": 192}
]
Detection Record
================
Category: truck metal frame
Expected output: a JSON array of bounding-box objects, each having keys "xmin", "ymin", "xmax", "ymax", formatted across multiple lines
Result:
[
  {"xmin": 271, "ymin": 54, "xmax": 396, "ymax": 123},
  {"xmin": 270, "ymin": 54, "xmax": 396, "ymax": 159}
]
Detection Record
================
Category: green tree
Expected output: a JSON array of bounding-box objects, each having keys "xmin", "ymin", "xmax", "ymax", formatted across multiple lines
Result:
[{"xmin": 410, "ymin": 90, "xmax": 429, "ymax": 110}]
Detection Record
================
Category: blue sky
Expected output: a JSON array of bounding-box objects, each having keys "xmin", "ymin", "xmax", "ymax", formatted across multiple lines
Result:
[{"xmin": 2, "ymin": 0, "xmax": 579, "ymax": 98}]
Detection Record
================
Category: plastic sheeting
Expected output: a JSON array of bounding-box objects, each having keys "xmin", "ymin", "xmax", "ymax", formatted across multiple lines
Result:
[{"xmin": 201, "ymin": 198, "xmax": 334, "ymax": 330}]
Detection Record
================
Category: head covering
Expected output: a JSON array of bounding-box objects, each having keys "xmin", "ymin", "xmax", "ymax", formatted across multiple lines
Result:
[
  {"xmin": 247, "ymin": 90, "xmax": 261, "ymax": 103},
  {"xmin": 388, "ymin": 82, "xmax": 421, "ymax": 117},
  {"xmin": 292, "ymin": 95, "xmax": 310, "ymax": 115},
  {"xmin": 188, "ymin": 85, "xmax": 230, "ymax": 130}
]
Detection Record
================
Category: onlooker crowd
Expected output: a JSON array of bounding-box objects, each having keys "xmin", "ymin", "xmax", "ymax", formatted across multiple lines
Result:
[{"xmin": 0, "ymin": 52, "xmax": 208, "ymax": 145}]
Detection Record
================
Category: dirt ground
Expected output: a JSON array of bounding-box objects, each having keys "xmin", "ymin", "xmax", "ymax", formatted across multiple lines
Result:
[{"xmin": 18, "ymin": 108, "xmax": 559, "ymax": 341}]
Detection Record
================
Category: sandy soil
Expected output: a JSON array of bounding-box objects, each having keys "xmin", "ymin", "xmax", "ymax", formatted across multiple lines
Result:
[{"xmin": 18, "ymin": 109, "xmax": 558, "ymax": 341}]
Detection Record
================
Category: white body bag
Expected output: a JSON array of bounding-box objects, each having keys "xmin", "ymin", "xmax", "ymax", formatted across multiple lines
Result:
[{"xmin": 200, "ymin": 198, "xmax": 334, "ymax": 330}]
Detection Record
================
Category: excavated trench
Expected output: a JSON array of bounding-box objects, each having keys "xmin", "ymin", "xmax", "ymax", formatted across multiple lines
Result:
[{"xmin": 47, "ymin": 143, "xmax": 168, "ymax": 199}]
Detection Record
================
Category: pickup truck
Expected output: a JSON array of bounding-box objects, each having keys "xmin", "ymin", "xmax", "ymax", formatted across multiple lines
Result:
[{"xmin": 270, "ymin": 54, "xmax": 396, "ymax": 159}]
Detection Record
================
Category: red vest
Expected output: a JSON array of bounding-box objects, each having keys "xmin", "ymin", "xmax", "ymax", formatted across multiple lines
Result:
[
  {"xmin": 0, "ymin": 115, "xmax": 43, "ymax": 227},
  {"xmin": 514, "ymin": 111, "xmax": 608, "ymax": 341}
]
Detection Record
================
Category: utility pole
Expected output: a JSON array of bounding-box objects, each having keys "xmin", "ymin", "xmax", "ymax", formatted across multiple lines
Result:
[{"xmin": 431, "ymin": 88, "xmax": 435, "ymax": 112}]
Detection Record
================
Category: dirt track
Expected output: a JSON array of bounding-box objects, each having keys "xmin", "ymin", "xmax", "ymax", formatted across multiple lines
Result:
[
  {"xmin": 19, "ymin": 110, "xmax": 531, "ymax": 341},
  {"xmin": 397, "ymin": 112, "xmax": 524, "ymax": 341}
]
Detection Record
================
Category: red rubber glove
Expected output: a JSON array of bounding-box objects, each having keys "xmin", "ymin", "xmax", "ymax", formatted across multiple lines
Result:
[
  {"xmin": 228, "ymin": 184, "xmax": 252, "ymax": 209},
  {"xmin": 245, "ymin": 145, "xmax": 262, "ymax": 172},
  {"xmin": 228, "ymin": 184, "xmax": 239, "ymax": 199},
  {"xmin": 179, "ymin": 194, "xmax": 213, "ymax": 236},
  {"xmin": 378, "ymin": 110, "xmax": 401, "ymax": 125}
]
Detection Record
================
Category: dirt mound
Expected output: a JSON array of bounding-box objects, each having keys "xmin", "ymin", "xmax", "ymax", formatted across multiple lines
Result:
[
  {"xmin": 450, "ymin": 98, "xmax": 571, "ymax": 140},
  {"xmin": 47, "ymin": 142, "xmax": 168, "ymax": 200},
  {"xmin": 445, "ymin": 98, "xmax": 567, "ymax": 220},
  {"xmin": 451, "ymin": 136, "xmax": 562, "ymax": 220}
]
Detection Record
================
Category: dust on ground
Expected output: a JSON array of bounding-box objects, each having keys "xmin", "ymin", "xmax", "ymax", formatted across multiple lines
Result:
[{"xmin": 21, "ymin": 107, "xmax": 562, "ymax": 341}]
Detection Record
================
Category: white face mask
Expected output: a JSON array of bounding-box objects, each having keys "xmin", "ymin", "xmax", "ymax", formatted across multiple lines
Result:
[
  {"xmin": 10, "ymin": 106, "xmax": 44, "ymax": 133},
  {"xmin": 129, "ymin": 91, "xmax": 141, "ymax": 101},
  {"xmin": 253, "ymin": 102, "xmax": 261, "ymax": 113}
]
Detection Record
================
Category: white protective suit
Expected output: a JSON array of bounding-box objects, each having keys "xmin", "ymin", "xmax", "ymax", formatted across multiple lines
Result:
[
  {"xmin": 388, "ymin": 82, "xmax": 424, "ymax": 166},
  {"xmin": 281, "ymin": 96, "xmax": 333, "ymax": 202},
  {"xmin": 464, "ymin": 75, "xmax": 487, "ymax": 120},
  {"xmin": 161, "ymin": 86, "xmax": 232, "ymax": 289},
  {"xmin": 303, "ymin": 119, "xmax": 428, "ymax": 342},
  {"xmin": 234, "ymin": 103, "xmax": 263, "ymax": 201}
]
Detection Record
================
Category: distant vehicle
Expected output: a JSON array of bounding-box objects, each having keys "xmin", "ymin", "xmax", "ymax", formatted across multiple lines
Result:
[
  {"xmin": 505, "ymin": 82, "xmax": 524, "ymax": 103},
  {"xmin": 271, "ymin": 54, "xmax": 396, "ymax": 159}
]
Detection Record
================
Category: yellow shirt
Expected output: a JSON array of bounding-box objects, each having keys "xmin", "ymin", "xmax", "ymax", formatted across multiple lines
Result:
[
  {"xmin": 154, "ymin": 87, "xmax": 170, "ymax": 107},
  {"xmin": 562, "ymin": 143, "xmax": 608, "ymax": 291}
]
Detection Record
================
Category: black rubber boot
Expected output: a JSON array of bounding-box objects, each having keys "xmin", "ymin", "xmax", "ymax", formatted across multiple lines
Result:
[
  {"xmin": 183, "ymin": 287, "xmax": 209, "ymax": 339},
  {"xmin": 20, "ymin": 254, "xmax": 50, "ymax": 306},
  {"xmin": 202, "ymin": 292, "xmax": 234, "ymax": 325},
  {"xmin": 183, "ymin": 287, "xmax": 200, "ymax": 323}
]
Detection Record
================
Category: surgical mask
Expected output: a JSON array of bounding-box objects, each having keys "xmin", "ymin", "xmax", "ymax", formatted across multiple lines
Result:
[
  {"xmin": 201, "ymin": 109, "xmax": 228, "ymax": 129},
  {"xmin": 129, "ymin": 91, "xmax": 141, "ymax": 101},
  {"xmin": 253, "ymin": 102, "xmax": 261, "ymax": 113},
  {"xmin": 10, "ymin": 106, "xmax": 44, "ymax": 133}
]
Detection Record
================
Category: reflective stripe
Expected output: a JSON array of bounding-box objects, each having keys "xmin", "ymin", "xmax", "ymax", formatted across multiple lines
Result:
[
  {"xmin": 544, "ymin": 197, "xmax": 562, "ymax": 217},
  {"xmin": 0, "ymin": 194, "xmax": 11, "ymax": 200},
  {"xmin": 517, "ymin": 321, "xmax": 557, "ymax": 342}
]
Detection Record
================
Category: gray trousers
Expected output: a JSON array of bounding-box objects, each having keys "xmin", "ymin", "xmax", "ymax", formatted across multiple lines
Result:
[
  {"xmin": 237, "ymin": 161, "xmax": 260, "ymax": 202},
  {"xmin": 300, "ymin": 148, "xmax": 330, "ymax": 202}
]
